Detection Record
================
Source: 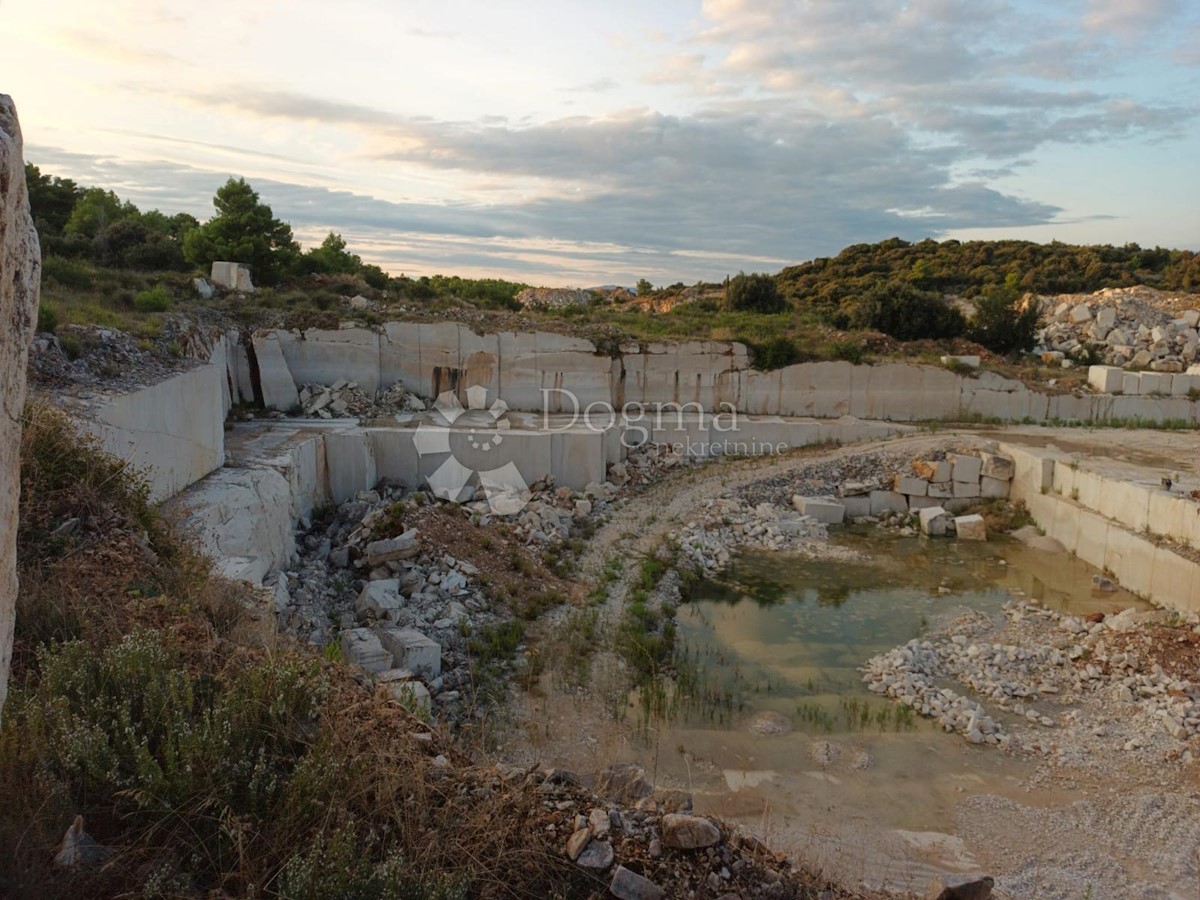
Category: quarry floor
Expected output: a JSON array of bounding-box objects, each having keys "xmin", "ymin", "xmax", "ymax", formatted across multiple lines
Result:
[{"xmin": 499, "ymin": 428, "xmax": 1200, "ymax": 900}]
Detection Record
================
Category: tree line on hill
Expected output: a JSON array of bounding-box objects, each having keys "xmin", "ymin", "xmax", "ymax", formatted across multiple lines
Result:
[
  {"xmin": 23, "ymin": 165, "xmax": 527, "ymax": 307},
  {"xmin": 26, "ymin": 164, "xmax": 1197, "ymax": 355}
]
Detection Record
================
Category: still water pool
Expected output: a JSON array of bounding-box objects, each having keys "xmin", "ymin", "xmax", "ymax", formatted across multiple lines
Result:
[{"xmin": 625, "ymin": 532, "xmax": 1150, "ymax": 887}]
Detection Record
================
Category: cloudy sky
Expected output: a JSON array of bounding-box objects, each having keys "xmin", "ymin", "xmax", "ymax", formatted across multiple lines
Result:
[{"xmin": 5, "ymin": 0, "xmax": 1199, "ymax": 285}]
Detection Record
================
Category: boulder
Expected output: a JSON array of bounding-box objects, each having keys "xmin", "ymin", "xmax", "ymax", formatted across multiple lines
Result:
[
  {"xmin": 661, "ymin": 814, "xmax": 721, "ymax": 850},
  {"xmin": 575, "ymin": 839, "xmax": 614, "ymax": 869},
  {"xmin": 610, "ymin": 865, "xmax": 665, "ymax": 900},
  {"xmin": 954, "ymin": 515, "xmax": 987, "ymax": 541},
  {"xmin": 566, "ymin": 827, "xmax": 591, "ymax": 861},
  {"xmin": 0, "ymin": 95, "xmax": 41, "ymax": 724}
]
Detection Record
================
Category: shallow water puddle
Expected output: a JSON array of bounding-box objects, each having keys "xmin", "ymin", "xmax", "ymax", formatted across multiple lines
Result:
[{"xmin": 623, "ymin": 533, "xmax": 1152, "ymax": 889}]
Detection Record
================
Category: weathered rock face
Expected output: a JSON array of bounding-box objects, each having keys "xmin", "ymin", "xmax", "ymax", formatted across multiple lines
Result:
[{"xmin": 0, "ymin": 95, "xmax": 41, "ymax": 723}]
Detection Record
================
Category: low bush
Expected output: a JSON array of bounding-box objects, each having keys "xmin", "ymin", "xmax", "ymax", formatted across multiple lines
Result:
[{"xmin": 132, "ymin": 284, "xmax": 172, "ymax": 312}]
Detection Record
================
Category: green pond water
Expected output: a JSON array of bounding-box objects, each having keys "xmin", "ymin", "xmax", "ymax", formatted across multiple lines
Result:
[
  {"xmin": 612, "ymin": 533, "xmax": 1154, "ymax": 886},
  {"xmin": 667, "ymin": 530, "xmax": 1147, "ymax": 735}
]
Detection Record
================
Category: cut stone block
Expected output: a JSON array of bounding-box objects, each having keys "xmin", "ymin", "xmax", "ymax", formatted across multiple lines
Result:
[
  {"xmin": 356, "ymin": 579, "xmax": 403, "ymax": 621},
  {"xmin": 365, "ymin": 529, "xmax": 419, "ymax": 566},
  {"xmin": 980, "ymin": 453, "xmax": 1015, "ymax": 480},
  {"xmin": 1139, "ymin": 372, "xmax": 1172, "ymax": 395},
  {"xmin": 869, "ymin": 490, "xmax": 908, "ymax": 516},
  {"xmin": 340, "ymin": 627, "xmax": 393, "ymax": 674},
  {"xmin": 918, "ymin": 506, "xmax": 953, "ymax": 537},
  {"xmin": 953, "ymin": 480, "xmax": 982, "ymax": 499},
  {"xmin": 1170, "ymin": 374, "xmax": 1198, "ymax": 396},
  {"xmin": 1088, "ymin": 365, "xmax": 1124, "ymax": 394},
  {"xmin": 376, "ymin": 626, "xmax": 441, "ymax": 678},
  {"xmin": 954, "ymin": 514, "xmax": 987, "ymax": 541},
  {"xmin": 980, "ymin": 476, "xmax": 1010, "ymax": 499},
  {"xmin": 928, "ymin": 482, "xmax": 954, "ymax": 499},
  {"xmin": 949, "ymin": 453, "xmax": 982, "ymax": 483},
  {"xmin": 894, "ymin": 476, "xmax": 928, "ymax": 497},
  {"xmin": 913, "ymin": 459, "xmax": 952, "ymax": 482},
  {"xmin": 843, "ymin": 495, "xmax": 872, "ymax": 518},
  {"xmin": 908, "ymin": 495, "xmax": 941, "ymax": 510},
  {"xmin": 1122, "ymin": 373, "xmax": 1142, "ymax": 395},
  {"xmin": 791, "ymin": 496, "xmax": 846, "ymax": 525}
]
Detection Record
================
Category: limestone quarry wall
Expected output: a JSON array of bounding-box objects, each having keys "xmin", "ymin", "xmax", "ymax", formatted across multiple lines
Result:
[
  {"xmin": 1002, "ymin": 443, "xmax": 1200, "ymax": 613},
  {"xmin": 239, "ymin": 321, "xmax": 1200, "ymax": 426},
  {"xmin": 1, "ymin": 96, "xmax": 41, "ymax": 722},
  {"xmin": 88, "ymin": 363, "xmax": 227, "ymax": 502}
]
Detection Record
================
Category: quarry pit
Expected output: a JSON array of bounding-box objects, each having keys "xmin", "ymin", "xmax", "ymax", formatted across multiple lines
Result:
[{"xmin": 31, "ymin": 318, "xmax": 1200, "ymax": 899}]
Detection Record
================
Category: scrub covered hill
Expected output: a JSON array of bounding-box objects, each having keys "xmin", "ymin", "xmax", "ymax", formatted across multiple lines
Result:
[{"xmin": 775, "ymin": 237, "xmax": 1200, "ymax": 316}]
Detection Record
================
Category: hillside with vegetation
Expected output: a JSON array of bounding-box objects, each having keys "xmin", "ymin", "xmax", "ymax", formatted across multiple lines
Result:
[{"xmin": 23, "ymin": 163, "xmax": 1200, "ymax": 380}]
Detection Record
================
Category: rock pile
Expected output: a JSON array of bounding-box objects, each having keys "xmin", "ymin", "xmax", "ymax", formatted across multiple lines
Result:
[
  {"xmin": 863, "ymin": 616, "xmax": 1011, "ymax": 746},
  {"xmin": 671, "ymin": 497, "xmax": 828, "ymax": 572},
  {"xmin": 866, "ymin": 597, "xmax": 1200, "ymax": 752},
  {"xmin": 741, "ymin": 447, "xmax": 1014, "ymax": 537},
  {"xmin": 515, "ymin": 287, "xmax": 594, "ymax": 309},
  {"xmin": 520, "ymin": 762, "xmax": 841, "ymax": 899},
  {"xmin": 295, "ymin": 380, "xmax": 426, "ymax": 418},
  {"xmin": 1035, "ymin": 286, "xmax": 1200, "ymax": 371},
  {"xmin": 1008, "ymin": 602, "xmax": 1200, "ymax": 746},
  {"xmin": 275, "ymin": 483, "xmax": 515, "ymax": 721},
  {"xmin": 28, "ymin": 323, "xmax": 199, "ymax": 393}
]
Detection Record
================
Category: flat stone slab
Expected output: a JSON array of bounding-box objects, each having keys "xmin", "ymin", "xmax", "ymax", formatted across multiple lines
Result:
[{"xmin": 365, "ymin": 529, "xmax": 419, "ymax": 566}]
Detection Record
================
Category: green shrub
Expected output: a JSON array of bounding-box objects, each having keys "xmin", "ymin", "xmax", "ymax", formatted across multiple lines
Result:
[
  {"xmin": 853, "ymin": 280, "xmax": 965, "ymax": 341},
  {"xmin": 969, "ymin": 282, "xmax": 1040, "ymax": 355},
  {"xmin": 830, "ymin": 340, "xmax": 864, "ymax": 364},
  {"xmin": 36, "ymin": 306, "xmax": 58, "ymax": 334},
  {"xmin": 747, "ymin": 335, "xmax": 804, "ymax": 370},
  {"xmin": 41, "ymin": 254, "xmax": 94, "ymax": 290},
  {"xmin": 58, "ymin": 333, "xmax": 83, "ymax": 360},
  {"xmin": 133, "ymin": 284, "xmax": 172, "ymax": 312},
  {"xmin": 724, "ymin": 271, "xmax": 785, "ymax": 313}
]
